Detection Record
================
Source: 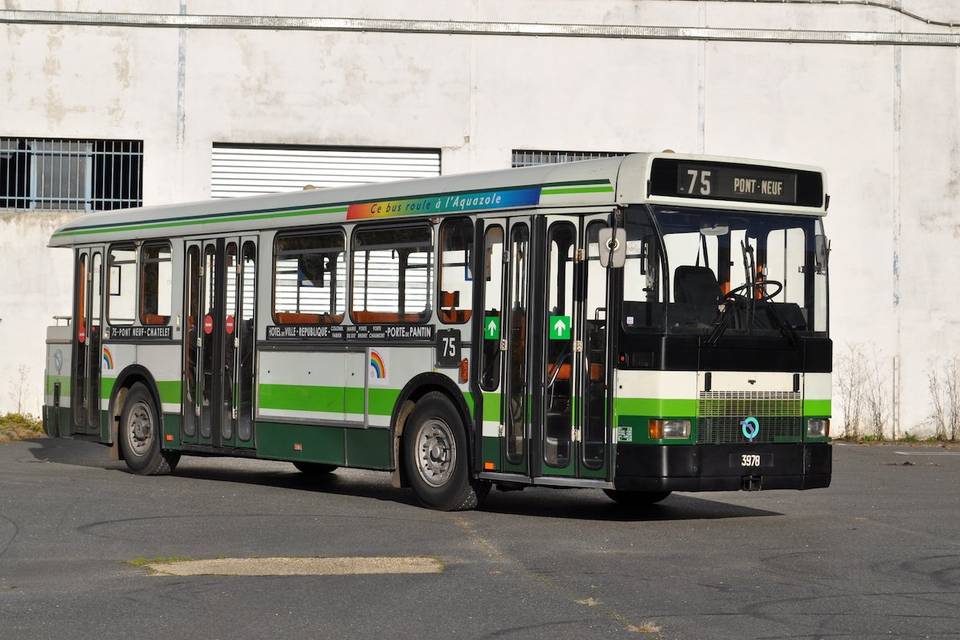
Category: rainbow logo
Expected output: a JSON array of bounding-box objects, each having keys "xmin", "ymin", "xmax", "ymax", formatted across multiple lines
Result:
[
  {"xmin": 102, "ymin": 347, "xmax": 114, "ymax": 370},
  {"xmin": 369, "ymin": 351, "xmax": 386, "ymax": 379},
  {"xmin": 347, "ymin": 187, "xmax": 541, "ymax": 220}
]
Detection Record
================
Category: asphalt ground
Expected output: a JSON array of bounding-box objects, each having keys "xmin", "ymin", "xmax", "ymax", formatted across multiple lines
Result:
[{"xmin": 0, "ymin": 439, "xmax": 958, "ymax": 640}]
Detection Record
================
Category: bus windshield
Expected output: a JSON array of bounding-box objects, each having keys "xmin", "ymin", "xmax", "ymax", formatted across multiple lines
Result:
[{"xmin": 622, "ymin": 205, "xmax": 829, "ymax": 339}]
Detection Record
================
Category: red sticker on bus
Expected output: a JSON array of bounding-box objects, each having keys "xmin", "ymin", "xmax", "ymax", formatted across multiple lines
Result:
[
  {"xmin": 203, "ymin": 314, "xmax": 214, "ymax": 335},
  {"xmin": 225, "ymin": 315, "xmax": 235, "ymax": 335},
  {"xmin": 78, "ymin": 325, "xmax": 86, "ymax": 344}
]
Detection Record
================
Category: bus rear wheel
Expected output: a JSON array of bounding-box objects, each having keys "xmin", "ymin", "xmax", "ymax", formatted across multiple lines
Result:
[
  {"xmin": 119, "ymin": 383, "xmax": 179, "ymax": 475},
  {"xmin": 603, "ymin": 489, "xmax": 671, "ymax": 507},
  {"xmin": 404, "ymin": 392, "xmax": 488, "ymax": 511}
]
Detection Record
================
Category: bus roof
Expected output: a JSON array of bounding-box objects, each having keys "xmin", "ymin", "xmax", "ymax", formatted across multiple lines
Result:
[{"xmin": 49, "ymin": 152, "xmax": 827, "ymax": 247}]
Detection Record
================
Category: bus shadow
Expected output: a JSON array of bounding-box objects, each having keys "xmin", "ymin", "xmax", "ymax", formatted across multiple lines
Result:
[
  {"xmin": 479, "ymin": 489, "xmax": 781, "ymax": 522},
  {"xmin": 28, "ymin": 438, "xmax": 780, "ymax": 521}
]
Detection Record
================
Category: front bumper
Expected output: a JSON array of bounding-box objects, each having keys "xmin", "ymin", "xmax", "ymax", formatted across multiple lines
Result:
[{"xmin": 613, "ymin": 442, "xmax": 832, "ymax": 492}]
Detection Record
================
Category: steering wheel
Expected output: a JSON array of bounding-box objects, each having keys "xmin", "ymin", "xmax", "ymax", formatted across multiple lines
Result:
[{"xmin": 724, "ymin": 279, "xmax": 783, "ymax": 304}]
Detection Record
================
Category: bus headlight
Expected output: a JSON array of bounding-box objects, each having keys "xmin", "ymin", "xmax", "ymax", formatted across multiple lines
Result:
[
  {"xmin": 806, "ymin": 418, "xmax": 830, "ymax": 438},
  {"xmin": 649, "ymin": 419, "xmax": 691, "ymax": 439}
]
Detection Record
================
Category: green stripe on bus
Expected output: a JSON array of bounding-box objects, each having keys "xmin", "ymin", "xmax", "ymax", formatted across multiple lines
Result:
[
  {"xmin": 53, "ymin": 205, "xmax": 349, "ymax": 237},
  {"xmin": 99, "ymin": 378, "xmax": 179, "ymax": 403},
  {"xmin": 368, "ymin": 388, "xmax": 401, "ymax": 416},
  {"xmin": 482, "ymin": 393, "xmax": 500, "ymax": 422},
  {"xmin": 803, "ymin": 399, "xmax": 831, "ymax": 416},
  {"xmin": 259, "ymin": 384, "xmax": 399, "ymax": 417},
  {"xmin": 614, "ymin": 397, "xmax": 698, "ymax": 417},
  {"xmin": 541, "ymin": 185, "xmax": 614, "ymax": 195},
  {"xmin": 260, "ymin": 384, "xmax": 354, "ymax": 414},
  {"xmin": 45, "ymin": 375, "xmax": 70, "ymax": 396},
  {"xmin": 157, "ymin": 380, "xmax": 181, "ymax": 405}
]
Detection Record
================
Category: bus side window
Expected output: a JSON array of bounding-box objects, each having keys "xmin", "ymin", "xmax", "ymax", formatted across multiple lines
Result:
[
  {"xmin": 479, "ymin": 226, "xmax": 504, "ymax": 391},
  {"xmin": 351, "ymin": 225, "xmax": 433, "ymax": 324},
  {"xmin": 108, "ymin": 245, "xmax": 137, "ymax": 326},
  {"xmin": 438, "ymin": 217, "xmax": 473, "ymax": 324},
  {"xmin": 273, "ymin": 231, "xmax": 346, "ymax": 325},
  {"xmin": 139, "ymin": 241, "xmax": 172, "ymax": 325}
]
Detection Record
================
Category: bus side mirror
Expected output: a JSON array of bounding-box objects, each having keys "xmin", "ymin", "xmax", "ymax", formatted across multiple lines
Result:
[{"xmin": 598, "ymin": 227, "xmax": 626, "ymax": 269}]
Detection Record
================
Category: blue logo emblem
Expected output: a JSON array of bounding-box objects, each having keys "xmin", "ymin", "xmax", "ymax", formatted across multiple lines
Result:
[{"xmin": 740, "ymin": 417, "xmax": 760, "ymax": 442}]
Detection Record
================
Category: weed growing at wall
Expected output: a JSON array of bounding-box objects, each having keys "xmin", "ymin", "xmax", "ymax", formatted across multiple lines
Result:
[
  {"xmin": 0, "ymin": 413, "xmax": 43, "ymax": 443},
  {"xmin": 928, "ymin": 357, "xmax": 960, "ymax": 441}
]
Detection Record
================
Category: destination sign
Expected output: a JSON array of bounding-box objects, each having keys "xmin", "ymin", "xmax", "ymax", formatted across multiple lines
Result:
[
  {"xmin": 676, "ymin": 164, "xmax": 797, "ymax": 204},
  {"xmin": 648, "ymin": 158, "xmax": 824, "ymax": 208},
  {"xmin": 106, "ymin": 325, "xmax": 172, "ymax": 340},
  {"xmin": 266, "ymin": 324, "xmax": 434, "ymax": 343}
]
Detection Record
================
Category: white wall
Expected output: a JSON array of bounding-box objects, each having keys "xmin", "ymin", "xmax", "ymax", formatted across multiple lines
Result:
[{"xmin": 2, "ymin": 0, "xmax": 959, "ymax": 434}]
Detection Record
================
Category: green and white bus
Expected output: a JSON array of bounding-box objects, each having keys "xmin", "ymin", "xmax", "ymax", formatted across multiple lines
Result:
[{"xmin": 42, "ymin": 153, "xmax": 832, "ymax": 510}]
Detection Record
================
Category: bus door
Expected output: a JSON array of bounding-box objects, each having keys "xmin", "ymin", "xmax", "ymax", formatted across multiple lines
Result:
[
  {"xmin": 477, "ymin": 217, "xmax": 531, "ymax": 475},
  {"xmin": 183, "ymin": 237, "xmax": 258, "ymax": 449},
  {"xmin": 72, "ymin": 247, "xmax": 104, "ymax": 436},
  {"xmin": 535, "ymin": 215, "xmax": 612, "ymax": 480}
]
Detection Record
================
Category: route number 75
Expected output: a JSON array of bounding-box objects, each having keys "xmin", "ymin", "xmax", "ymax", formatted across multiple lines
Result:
[{"xmin": 685, "ymin": 169, "xmax": 712, "ymax": 196}]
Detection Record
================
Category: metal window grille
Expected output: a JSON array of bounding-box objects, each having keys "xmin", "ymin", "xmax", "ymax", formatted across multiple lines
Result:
[
  {"xmin": 0, "ymin": 137, "xmax": 143, "ymax": 211},
  {"xmin": 511, "ymin": 149, "xmax": 628, "ymax": 168},
  {"xmin": 211, "ymin": 144, "xmax": 441, "ymax": 199}
]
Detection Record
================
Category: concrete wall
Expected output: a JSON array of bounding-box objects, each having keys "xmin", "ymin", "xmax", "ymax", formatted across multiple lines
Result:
[{"xmin": 2, "ymin": 0, "xmax": 959, "ymax": 435}]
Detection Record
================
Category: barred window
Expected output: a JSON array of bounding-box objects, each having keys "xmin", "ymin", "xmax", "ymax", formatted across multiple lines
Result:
[
  {"xmin": 0, "ymin": 138, "xmax": 143, "ymax": 211},
  {"xmin": 511, "ymin": 149, "xmax": 627, "ymax": 168},
  {"xmin": 352, "ymin": 226, "xmax": 433, "ymax": 324},
  {"xmin": 273, "ymin": 231, "xmax": 346, "ymax": 325}
]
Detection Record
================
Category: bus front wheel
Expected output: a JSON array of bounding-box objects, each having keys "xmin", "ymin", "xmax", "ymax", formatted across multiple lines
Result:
[
  {"xmin": 404, "ymin": 392, "xmax": 488, "ymax": 511},
  {"xmin": 603, "ymin": 489, "xmax": 671, "ymax": 507},
  {"xmin": 119, "ymin": 383, "xmax": 179, "ymax": 475}
]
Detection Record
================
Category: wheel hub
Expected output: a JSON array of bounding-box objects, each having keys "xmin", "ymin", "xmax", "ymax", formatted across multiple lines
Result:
[
  {"xmin": 416, "ymin": 419, "xmax": 456, "ymax": 488},
  {"xmin": 126, "ymin": 401, "xmax": 153, "ymax": 456}
]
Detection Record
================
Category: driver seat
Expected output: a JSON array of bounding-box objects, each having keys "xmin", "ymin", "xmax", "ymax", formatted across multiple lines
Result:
[{"xmin": 674, "ymin": 266, "xmax": 722, "ymax": 306}]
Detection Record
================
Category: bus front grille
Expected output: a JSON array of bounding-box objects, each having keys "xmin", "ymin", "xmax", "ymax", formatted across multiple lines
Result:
[{"xmin": 697, "ymin": 391, "xmax": 803, "ymax": 444}]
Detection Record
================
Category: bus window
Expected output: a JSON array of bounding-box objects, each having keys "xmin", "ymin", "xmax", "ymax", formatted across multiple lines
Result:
[
  {"xmin": 107, "ymin": 245, "xmax": 137, "ymax": 326},
  {"xmin": 480, "ymin": 226, "xmax": 504, "ymax": 391},
  {"xmin": 544, "ymin": 223, "xmax": 575, "ymax": 468},
  {"xmin": 764, "ymin": 227, "xmax": 806, "ymax": 305},
  {"xmin": 273, "ymin": 231, "xmax": 346, "ymax": 325},
  {"xmin": 352, "ymin": 225, "xmax": 433, "ymax": 324},
  {"xmin": 438, "ymin": 218, "xmax": 473, "ymax": 324},
  {"xmin": 139, "ymin": 242, "xmax": 171, "ymax": 325},
  {"xmin": 238, "ymin": 241, "xmax": 256, "ymax": 442},
  {"xmin": 72, "ymin": 253, "xmax": 87, "ymax": 426},
  {"xmin": 183, "ymin": 245, "xmax": 201, "ymax": 437},
  {"xmin": 505, "ymin": 223, "xmax": 529, "ymax": 464},
  {"xmin": 622, "ymin": 213, "xmax": 664, "ymax": 331}
]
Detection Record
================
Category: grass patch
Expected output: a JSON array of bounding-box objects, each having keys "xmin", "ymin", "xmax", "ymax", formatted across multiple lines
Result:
[
  {"xmin": 127, "ymin": 556, "xmax": 192, "ymax": 568},
  {"xmin": 0, "ymin": 413, "xmax": 44, "ymax": 443}
]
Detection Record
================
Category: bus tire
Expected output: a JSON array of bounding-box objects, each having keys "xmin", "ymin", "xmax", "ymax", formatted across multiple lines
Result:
[
  {"xmin": 404, "ymin": 392, "xmax": 487, "ymax": 511},
  {"xmin": 603, "ymin": 489, "xmax": 671, "ymax": 507},
  {"xmin": 119, "ymin": 383, "xmax": 176, "ymax": 476},
  {"xmin": 293, "ymin": 461, "xmax": 338, "ymax": 476}
]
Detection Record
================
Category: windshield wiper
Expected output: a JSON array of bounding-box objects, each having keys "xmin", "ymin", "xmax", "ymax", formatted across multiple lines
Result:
[{"xmin": 705, "ymin": 300, "xmax": 735, "ymax": 345}]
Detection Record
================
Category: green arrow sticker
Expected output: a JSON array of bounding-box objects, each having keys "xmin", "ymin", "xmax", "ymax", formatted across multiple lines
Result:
[
  {"xmin": 549, "ymin": 315, "xmax": 571, "ymax": 340},
  {"xmin": 483, "ymin": 316, "xmax": 501, "ymax": 340}
]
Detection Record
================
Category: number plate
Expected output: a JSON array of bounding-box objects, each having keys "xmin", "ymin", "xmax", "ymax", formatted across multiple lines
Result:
[{"xmin": 729, "ymin": 453, "xmax": 773, "ymax": 468}]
